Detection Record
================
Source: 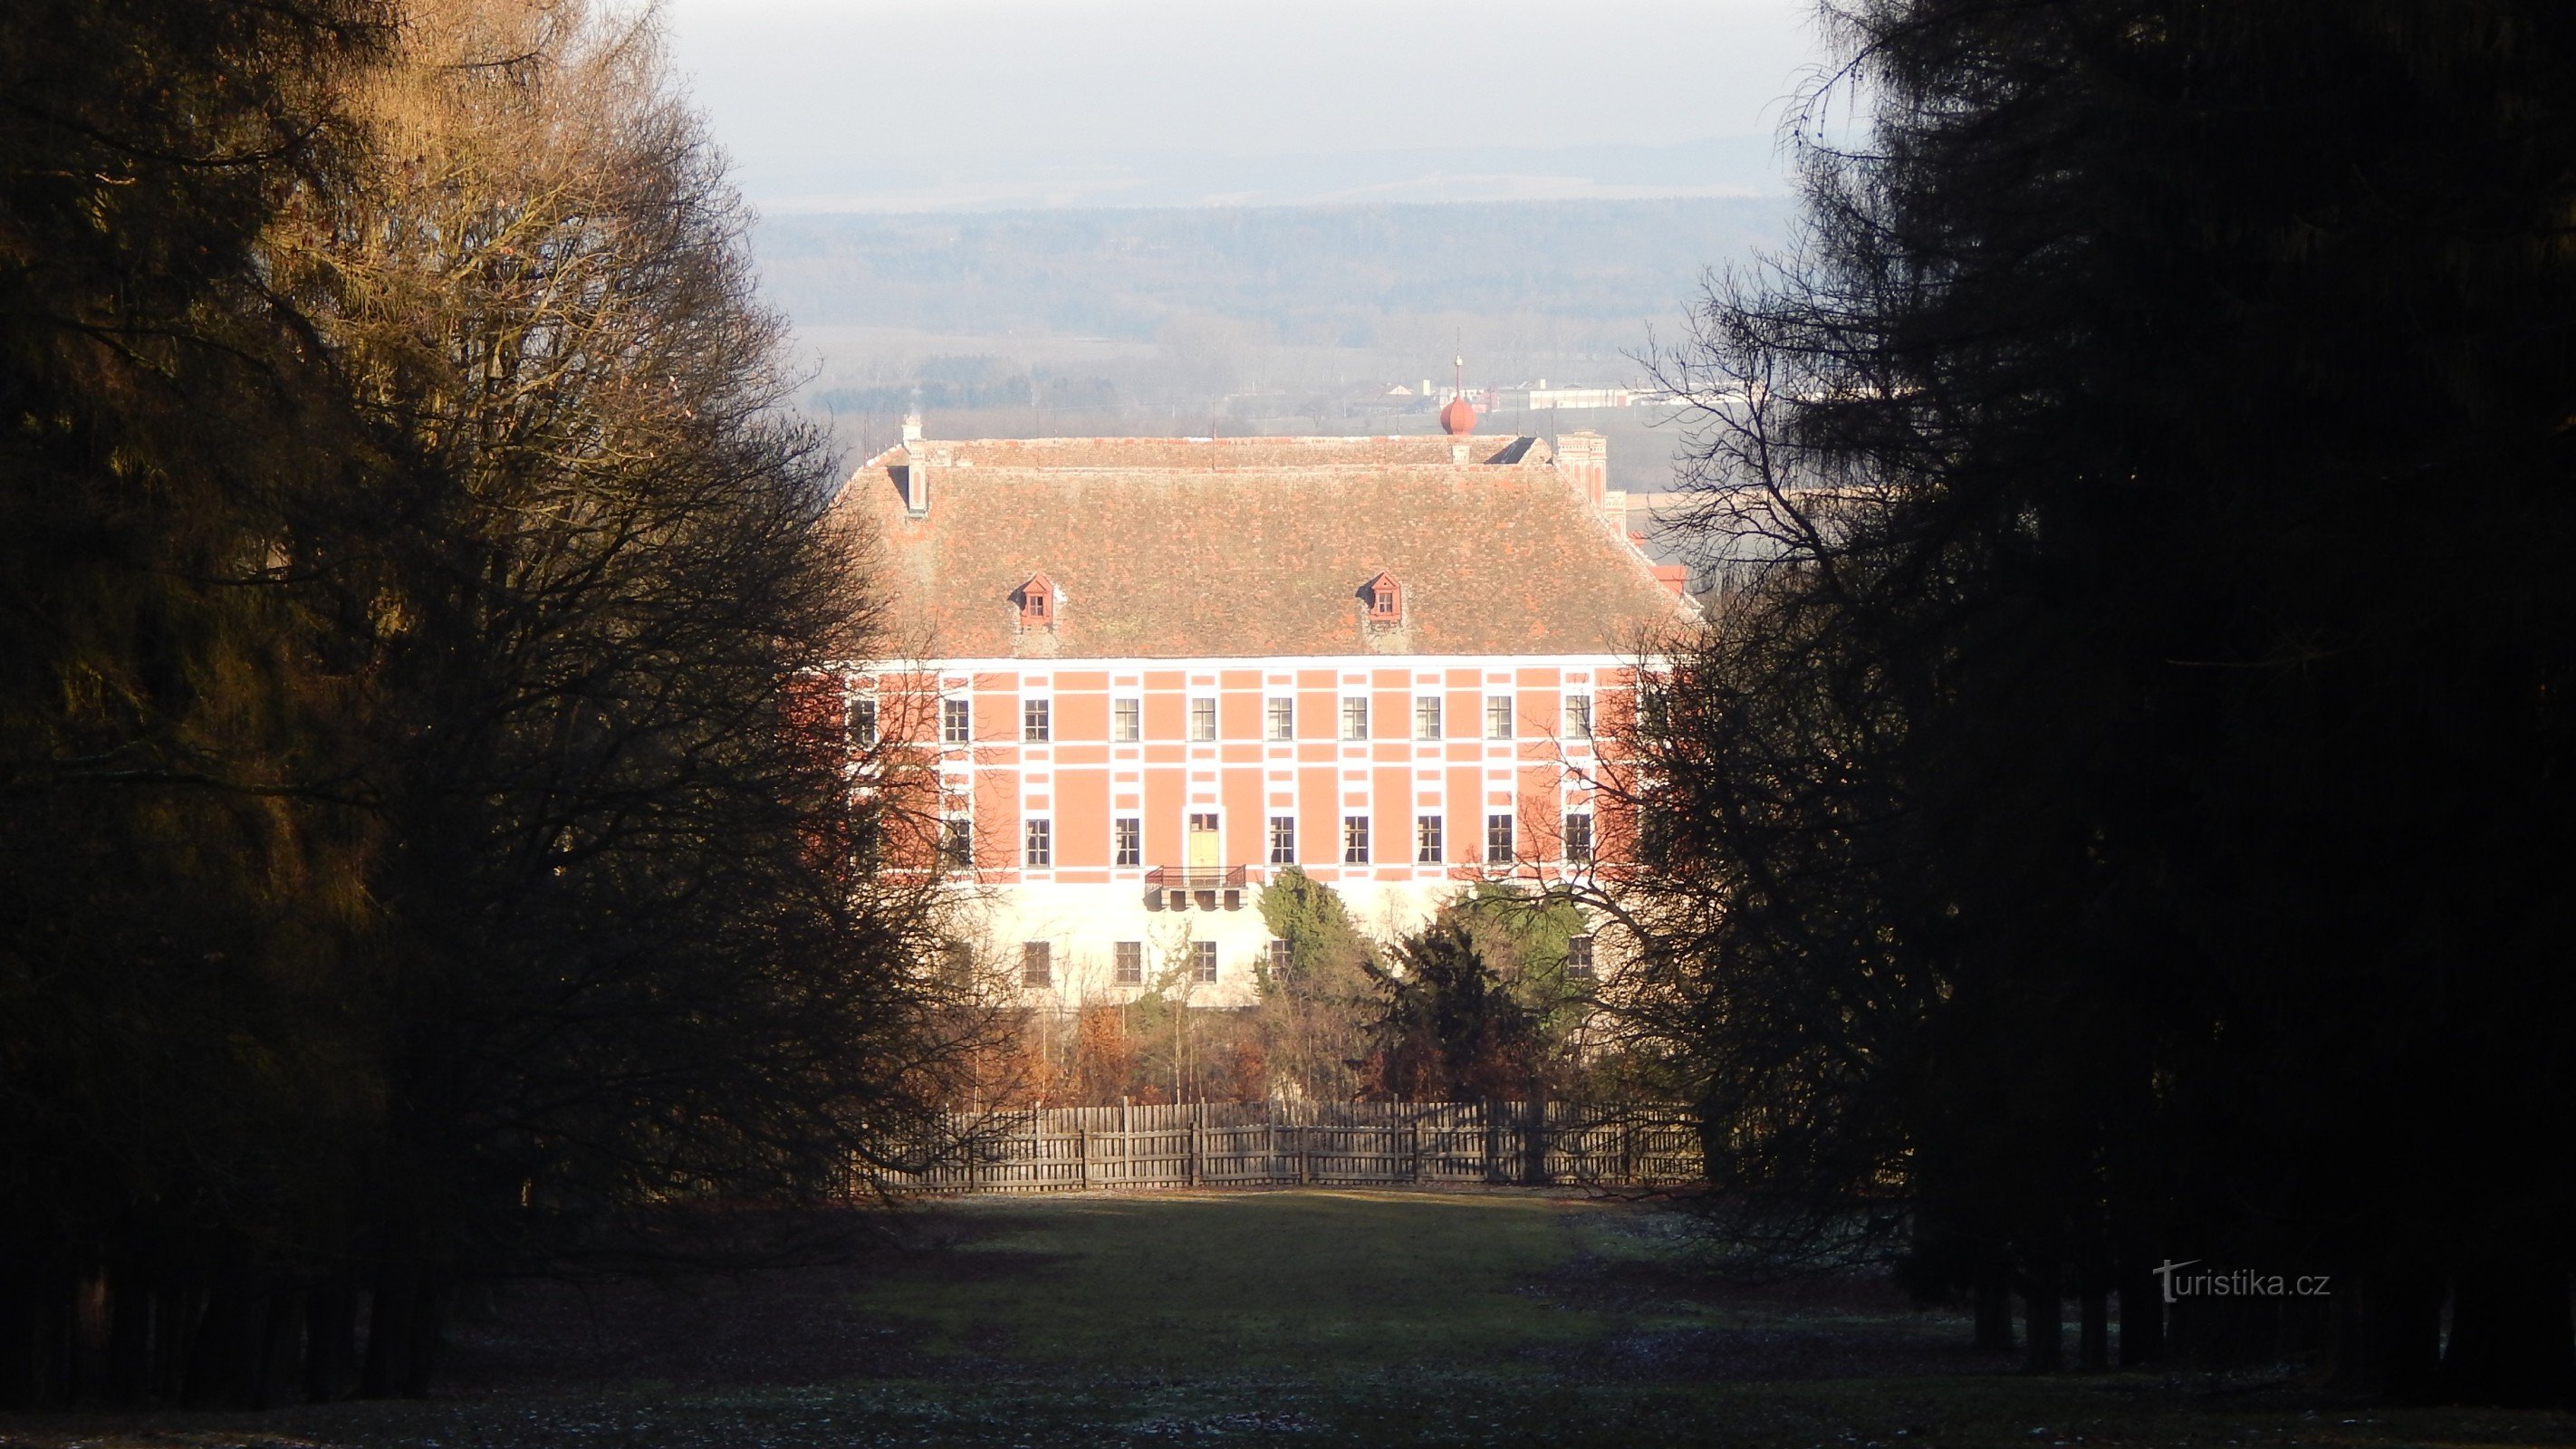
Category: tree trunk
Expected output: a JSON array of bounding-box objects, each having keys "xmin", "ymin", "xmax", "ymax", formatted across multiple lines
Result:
[
  {"xmin": 2329, "ymin": 1265, "xmax": 2442, "ymax": 1402},
  {"xmin": 181, "ymin": 1271, "xmax": 260, "ymax": 1407},
  {"xmin": 305, "ymin": 1274, "xmax": 358, "ymax": 1403},
  {"xmin": 106, "ymin": 1271, "xmax": 155, "ymax": 1406},
  {"xmin": 252, "ymin": 1286, "xmax": 304, "ymax": 1409},
  {"xmin": 2080, "ymin": 1282, "xmax": 2110, "ymax": 1370},
  {"xmin": 2024, "ymin": 1262, "xmax": 2064, "ymax": 1373},
  {"xmin": 0, "ymin": 1262, "xmax": 72, "ymax": 1408},
  {"xmin": 360, "ymin": 1265, "xmax": 413, "ymax": 1399},
  {"xmin": 1975, "ymin": 1262, "xmax": 2016, "ymax": 1351},
  {"xmin": 2440, "ymin": 1264, "xmax": 2575, "ymax": 1407},
  {"xmin": 2118, "ymin": 1258, "xmax": 2164, "ymax": 1366}
]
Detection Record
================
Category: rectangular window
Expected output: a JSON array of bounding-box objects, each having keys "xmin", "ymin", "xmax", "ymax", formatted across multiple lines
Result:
[
  {"xmin": 1342, "ymin": 815, "xmax": 1370, "ymax": 864},
  {"xmin": 1268, "ymin": 815, "xmax": 1296, "ymax": 865},
  {"xmin": 1563, "ymin": 695, "xmax": 1592, "ymax": 741},
  {"xmin": 1022, "ymin": 697, "xmax": 1051, "ymax": 742},
  {"xmin": 1191, "ymin": 939, "xmax": 1217, "ymax": 984},
  {"xmin": 1416, "ymin": 814, "xmax": 1444, "ymax": 864},
  {"xmin": 1566, "ymin": 935, "xmax": 1595, "ymax": 980},
  {"xmin": 1563, "ymin": 811, "xmax": 1594, "ymax": 863},
  {"xmin": 846, "ymin": 695, "xmax": 879, "ymax": 748},
  {"xmin": 1114, "ymin": 816, "xmax": 1141, "ymax": 868},
  {"xmin": 1189, "ymin": 696, "xmax": 1217, "ymax": 742},
  {"xmin": 942, "ymin": 696, "xmax": 972, "ymax": 744},
  {"xmin": 1113, "ymin": 697, "xmax": 1141, "ymax": 743},
  {"xmin": 1485, "ymin": 696, "xmax": 1514, "ymax": 740},
  {"xmin": 1486, "ymin": 812, "xmax": 1515, "ymax": 864},
  {"xmin": 1265, "ymin": 696, "xmax": 1294, "ymax": 741},
  {"xmin": 1114, "ymin": 940, "xmax": 1144, "ymax": 985},
  {"xmin": 939, "ymin": 816, "xmax": 973, "ymax": 869},
  {"xmin": 1023, "ymin": 818, "xmax": 1053, "ymax": 868},
  {"xmin": 1341, "ymin": 697, "xmax": 1370, "ymax": 741},
  {"xmin": 1268, "ymin": 938, "xmax": 1293, "ymax": 976},
  {"xmin": 1021, "ymin": 940, "xmax": 1052, "ymax": 988},
  {"xmin": 1413, "ymin": 696, "xmax": 1442, "ymax": 740}
]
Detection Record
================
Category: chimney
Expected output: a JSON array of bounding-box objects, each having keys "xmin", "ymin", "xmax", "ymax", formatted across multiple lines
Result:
[
  {"xmin": 1556, "ymin": 429, "xmax": 1609, "ymax": 516},
  {"xmin": 899, "ymin": 441, "xmax": 941, "ymax": 518},
  {"xmin": 901, "ymin": 412, "xmax": 923, "ymax": 445}
]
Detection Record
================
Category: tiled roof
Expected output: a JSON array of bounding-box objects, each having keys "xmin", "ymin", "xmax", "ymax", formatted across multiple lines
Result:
[
  {"xmin": 910, "ymin": 435, "xmax": 1520, "ymax": 470},
  {"xmin": 841, "ymin": 435, "xmax": 1690, "ymax": 660}
]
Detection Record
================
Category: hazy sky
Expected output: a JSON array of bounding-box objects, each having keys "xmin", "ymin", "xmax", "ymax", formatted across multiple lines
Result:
[{"xmin": 659, "ymin": 0, "xmax": 1834, "ymax": 211}]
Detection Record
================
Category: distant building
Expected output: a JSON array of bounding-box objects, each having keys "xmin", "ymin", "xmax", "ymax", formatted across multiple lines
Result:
[
  {"xmin": 1490, "ymin": 382, "xmax": 1648, "ymax": 410},
  {"xmin": 833, "ymin": 406, "xmax": 1691, "ymax": 1008}
]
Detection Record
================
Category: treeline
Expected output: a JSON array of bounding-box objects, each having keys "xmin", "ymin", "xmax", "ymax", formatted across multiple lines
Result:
[
  {"xmin": 985, "ymin": 871, "xmax": 1628, "ymax": 1110},
  {"xmin": 1, "ymin": 0, "xmax": 969, "ymax": 1409},
  {"xmin": 755, "ymin": 197, "xmax": 1793, "ymax": 348},
  {"xmin": 1620, "ymin": 0, "xmax": 2576, "ymax": 1406}
]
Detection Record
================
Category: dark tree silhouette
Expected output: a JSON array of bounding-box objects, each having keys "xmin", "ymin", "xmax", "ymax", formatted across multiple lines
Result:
[{"xmin": 1621, "ymin": 0, "xmax": 2576, "ymax": 1403}]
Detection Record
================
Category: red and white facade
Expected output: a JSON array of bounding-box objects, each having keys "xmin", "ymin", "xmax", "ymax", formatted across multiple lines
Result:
[{"xmin": 837, "ymin": 422, "xmax": 1688, "ymax": 1007}]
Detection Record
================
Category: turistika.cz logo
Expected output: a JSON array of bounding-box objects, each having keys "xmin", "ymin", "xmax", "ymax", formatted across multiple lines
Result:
[{"xmin": 2151, "ymin": 1260, "xmax": 2332, "ymax": 1304}]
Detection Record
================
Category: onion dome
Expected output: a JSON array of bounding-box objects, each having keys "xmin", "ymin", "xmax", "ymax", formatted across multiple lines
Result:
[{"xmin": 1439, "ymin": 394, "xmax": 1477, "ymax": 436}]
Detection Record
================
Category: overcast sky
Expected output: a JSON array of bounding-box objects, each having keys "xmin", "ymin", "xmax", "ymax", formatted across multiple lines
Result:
[{"xmin": 659, "ymin": 0, "xmax": 1834, "ymax": 212}]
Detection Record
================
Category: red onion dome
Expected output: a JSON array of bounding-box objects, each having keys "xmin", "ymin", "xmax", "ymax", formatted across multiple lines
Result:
[{"xmin": 1438, "ymin": 394, "xmax": 1477, "ymax": 436}]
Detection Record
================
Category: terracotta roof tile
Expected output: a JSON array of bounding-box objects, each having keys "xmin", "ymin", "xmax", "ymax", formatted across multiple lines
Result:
[{"xmin": 842, "ymin": 436, "xmax": 1688, "ymax": 659}]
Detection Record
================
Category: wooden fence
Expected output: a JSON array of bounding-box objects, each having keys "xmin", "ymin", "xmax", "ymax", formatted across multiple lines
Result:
[{"xmin": 876, "ymin": 1100, "xmax": 1701, "ymax": 1195}]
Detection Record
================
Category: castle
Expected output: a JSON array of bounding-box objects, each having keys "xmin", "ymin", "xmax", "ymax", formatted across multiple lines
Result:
[{"xmin": 835, "ymin": 397, "xmax": 1687, "ymax": 1006}]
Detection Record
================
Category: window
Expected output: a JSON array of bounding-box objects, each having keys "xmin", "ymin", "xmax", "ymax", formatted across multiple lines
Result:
[
  {"xmin": 1113, "ymin": 697, "xmax": 1141, "ymax": 743},
  {"xmin": 1416, "ymin": 814, "xmax": 1444, "ymax": 864},
  {"xmin": 1369, "ymin": 575, "xmax": 1400, "ymax": 619},
  {"xmin": 1189, "ymin": 696, "xmax": 1217, "ymax": 742},
  {"xmin": 1342, "ymin": 815, "xmax": 1370, "ymax": 864},
  {"xmin": 1485, "ymin": 696, "xmax": 1514, "ymax": 740},
  {"xmin": 1021, "ymin": 941, "xmax": 1053, "ymax": 988},
  {"xmin": 942, "ymin": 696, "xmax": 972, "ymax": 744},
  {"xmin": 1265, "ymin": 696, "xmax": 1294, "ymax": 741},
  {"xmin": 846, "ymin": 695, "xmax": 879, "ymax": 748},
  {"xmin": 1114, "ymin": 940, "xmax": 1144, "ymax": 985},
  {"xmin": 1017, "ymin": 576, "xmax": 1053, "ymax": 629},
  {"xmin": 1413, "ymin": 696, "xmax": 1442, "ymax": 740},
  {"xmin": 1268, "ymin": 938, "xmax": 1293, "ymax": 976},
  {"xmin": 1022, "ymin": 697, "xmax": 1051, "ymax": 743},
  {"xmin": 939, "ymin": 942, "xmax": 975, "ymax": 988},
  {"xmin": 1114, "ymin": 817, "xmax": 1141, "ymax": 868},
  {"xmin": 1563, "ymin": 811, "xmax": 1594, "ymax": 864},
  {"xmin": 939, "ymin": 816, "xmax": 973, "ymax": 869},
  {"xmin": 1341, "ymin": 696, "xmax": 1370, "ymax": 741},
  {"xmin": 1268, "ymin": 815, "xmax": 1297, "ymax": 865},
  {"xmin": 1563, "ymin": 695, "xmax": 1592, "ymax": 741},
  {"xmin": 1566, "ymin": 935, "xmax": 1595, "ymax": 980},
  {"xmin": 1486, "ymin": 812, "xmax": 1515, "ymax": 864},
  {"xmin": 1190, "ymin": 939, "xmax": 1217, "ymax": 984},
  {"xmin": 1023, "ymin": 818, "xmax": 1053, "ymax": 868}
]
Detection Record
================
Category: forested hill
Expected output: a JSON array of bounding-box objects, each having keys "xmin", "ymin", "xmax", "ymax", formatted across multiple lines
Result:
[{"xmin": 754, "ymin": 197, "xmax": 1793, "ymax": 346}]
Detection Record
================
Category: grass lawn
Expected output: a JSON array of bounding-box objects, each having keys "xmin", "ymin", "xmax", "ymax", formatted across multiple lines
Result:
[{"xmin": 7, "ymin": 1189, "xmax": 2574, "ymax": 1448}]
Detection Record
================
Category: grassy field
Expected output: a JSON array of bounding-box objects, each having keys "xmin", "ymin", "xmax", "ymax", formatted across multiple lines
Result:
[{"xmin": 8, "ymin": 1189, "xmax": 2576, "ymax": 1449}]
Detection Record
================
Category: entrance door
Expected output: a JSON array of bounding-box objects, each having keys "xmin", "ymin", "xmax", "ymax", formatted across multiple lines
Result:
[{"xmin": 1187, "ymin": 813, "xmax": 1220, "ymax": 873}]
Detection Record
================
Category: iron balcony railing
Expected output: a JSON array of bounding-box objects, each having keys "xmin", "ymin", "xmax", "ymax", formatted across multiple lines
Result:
[{"xmin": 1144, "ymin": 865, "xmax": 1256, "ymax": 892}]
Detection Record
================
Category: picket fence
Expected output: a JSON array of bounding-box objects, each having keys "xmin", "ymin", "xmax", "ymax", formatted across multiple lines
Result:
[{"xmin": 877, "ymin": 1100, "xmax": 1701, "ymax": 1195}]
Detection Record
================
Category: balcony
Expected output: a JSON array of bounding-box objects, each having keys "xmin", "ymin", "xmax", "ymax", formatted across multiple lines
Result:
[{"xmin": 1144, "ymin": 865, "xmax": 1259, "ymax": 910}]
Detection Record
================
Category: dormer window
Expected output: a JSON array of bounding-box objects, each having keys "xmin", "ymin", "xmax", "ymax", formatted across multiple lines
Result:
[
  {"xmin": 1361, "ymin": 571, "xmax": 1403, "ymax": 623},
  {"xmin": 1014, "ymin": 573, "xmax": 1057, "ymax": 630}
]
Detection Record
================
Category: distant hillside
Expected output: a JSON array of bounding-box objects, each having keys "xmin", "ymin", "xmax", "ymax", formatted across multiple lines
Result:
[{"xmin": 754, "ymin": 197, "xmax": 1794, "ymax": 349}]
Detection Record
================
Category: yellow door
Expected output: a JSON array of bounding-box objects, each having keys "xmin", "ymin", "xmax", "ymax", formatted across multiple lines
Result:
[{"xmin": 1187, "ymin": 814, "xmax": 1220, "ymax": 871}]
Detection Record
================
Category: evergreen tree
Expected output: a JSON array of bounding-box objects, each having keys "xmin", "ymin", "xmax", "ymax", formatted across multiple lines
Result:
[{"xmin": 1633, "ymin": 0, "xmax": 2576, "ymax": 1399}]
